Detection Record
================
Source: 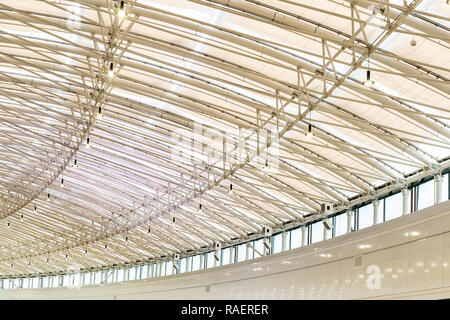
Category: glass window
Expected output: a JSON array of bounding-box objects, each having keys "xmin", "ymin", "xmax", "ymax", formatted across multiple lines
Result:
[
  {"xmin": 83, "ymin": 273, "xmax": 89, "ymax": 285},
  {"xmin": 253, "ymin": 239, "xmax": 264, "ymax": 258},
  {"xmin": 74, "ymin": 273, "xmax": 81, "ymax": 286},
  {"xmin": 273, "ymin": 233, "xmax": 282, "ymax": 253},
  {"xmin": 51, "ymin": 276, "xmax": 58, "ymax": 288},
  {"xmin": 358, "ymin": 204, "xmax": 373, "ymax": 230},
  {"xmin": 222, "ymin": 248, "xmax": 230, "ymax": 265},
  {"xmin": 290, "ymin": 228, "xmax": 302, "ymax": 249},
  {"xmin": 129, "ymin": 267, "xmax": 136, "ymax": 280},
  {"xmin": 166, "ymin": 261, "xmax": 173, "ymax": 276},
  {"xmin": 180, "ymin": 258, "xmax": 187, "ymax": 273},
  {"xmin": 418, "ymin": 179, "xmax": 434, "ymax": 210},
  {"xmin": 385, "ymin": 192, "xmax": 402, "ymax": 221},
  {"xmin": 63, "ymin": 275, "xmax": 69, "ymax": 287},
  {"xmin": 237, "ymin": 243, "xmax": 246, "ymax": 262},
  {"xmin": 246, "ymin": 242, "xmax": 253, "ymax": 261},
  {"xmin": 94, "ymin": 272, "xmax": 101, "ymax": 285},
  {"xmin": 206, "ymin": 251, "xmax": 215, "ymax": 268},
  {"xmin": 136, "ymin": 266, "xmax": 142, "ymax": 280},
  {"xmin": 284, "ymin": 232, "xmax": 291, "ymax": 250},
  {"xmin": 148, "ymin": 264, "xmax": 155, "ymax": 278},
  {"xmin": 334, "ymin": 213, "xmax": 347, "ymax": 237},
  {"xmin": 29, "ymin": 277, "xmax": 37, "ymax": 288},
  {"xmin": 117, "ymin": 269, "xmax": 124, "ymax": 282},
  {"xmin": 42, "ymin": 277, "xmax": 49, "ymax": 288},
  {"xmin": 230, "ymin": 246, "xmax": 236, "ymax": 263},
  {"xmin": 310, "ymin": 221, "xmax": 324, "ymax": 244},
  {"xmin": 81, "ymin": 274, "xmax": 85, "ymax": 285},
  {"xmin": 199, "ymin": 255, "xmax": 205, "ymax": 270},
  {"xmin": 192, "ymin": 255, "xmax": 200, "ymax": 271}
]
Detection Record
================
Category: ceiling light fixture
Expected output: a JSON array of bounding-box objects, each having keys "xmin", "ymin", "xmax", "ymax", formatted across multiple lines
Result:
[
  {"xmin": 228, "ymin": 183, "xmax": 233, "ymax": 194},
  {"xmin": 117, "ymin": 1, "xmax": 126, "ymax": 18},
  {"xmin": 305, "ymin": 123, "xmax": 314, "ymax": 137},
  {"xmin": 363, "ymin": 58, "xmax": 374, "ymax": 87},
  {"xmin": 97, "ymin": 106, "xmax": 103, "ymax": 119},
  {"xmin": 198, "ymin": 203, "xmax": 203, "ymax": 213},
  {"xmin": 86, "ymin": 137, "xmax": 90, "ymax": 148},
  {"xmin": 363, "ymin": 70, "xmax": 374, "ymax": 87},
  {"xmin": 60, "ymin": 178, "xmax": 64, "ymax": 188},
  {"xmin": 47, "ymin": 193, "xmax": 51, "ymax": 201},
  {"xmin": 33, "ymin": 206, "xmax": 37, "ymax": 213},
  {"xmin": 73, "ymin": 159, "xmax": 78, "ymax": 168},
  {"xmin": 262, "ymin": 158, "xmax": 269, "ymax": 170},
  {"xmin": 108, "ymin": 62, "xmax": 115, "ymax": 78}
]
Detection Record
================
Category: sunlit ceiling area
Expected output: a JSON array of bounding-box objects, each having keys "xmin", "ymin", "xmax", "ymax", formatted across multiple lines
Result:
[{"xmin": 0, "ymin": 0, "xmax": 449, "ymax": 278}]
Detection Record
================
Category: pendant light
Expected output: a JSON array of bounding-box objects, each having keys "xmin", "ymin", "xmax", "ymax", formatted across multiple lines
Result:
[
  {"xmin": 305, "ymin": 123, "xmax": 314, "ymax": 137},
  {"xmin": 363, "ymin": 58, "xmax": 374, "ymax": 87},
  {"xmin": 117, "ymin": 1, "xmax": 126, "ymax": 18},
  {"xmin": 108, "ymin": 62, "xmax": 115, "ymax": 78}
]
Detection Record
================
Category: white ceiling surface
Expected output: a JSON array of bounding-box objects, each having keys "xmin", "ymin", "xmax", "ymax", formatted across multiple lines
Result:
[{"xmin": 0, "ymin": 0, "xmax": 448, "ymax": 277}]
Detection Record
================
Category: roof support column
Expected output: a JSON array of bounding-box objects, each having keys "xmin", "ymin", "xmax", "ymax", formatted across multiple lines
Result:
[
  {"xmin": 435, "ymin": 175, "xmax": 444, "ymax": 204},
  {"xmin": 373, "ymin": 200, "xmax": 379, "ymax": 226},
  {"xmin": 402, "ymin": 188, "xmax": 411, "ymax": 215},
  {"xmin": 347, "ymin": 210, "xmax": 354, "ymax": 234},
  {"xmin": 301, "ymin": 225, "xmax": 307, "ymax": 246}
]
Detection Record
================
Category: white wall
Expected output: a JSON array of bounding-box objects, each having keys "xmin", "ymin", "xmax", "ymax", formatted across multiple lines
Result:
[{"xmin": 2, "ymin": 200, "xmax": 450, "ymax": 300}]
